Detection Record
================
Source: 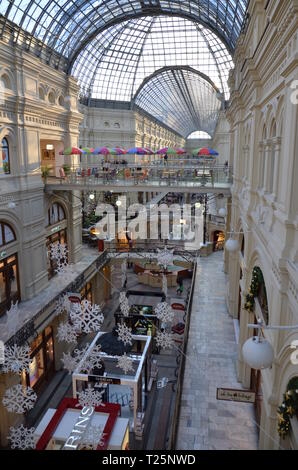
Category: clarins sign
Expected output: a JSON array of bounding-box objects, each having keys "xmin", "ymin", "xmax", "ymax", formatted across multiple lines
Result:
[{"xmin": 63, "ymin": 406, "xmax": 95, "ymax": 450}]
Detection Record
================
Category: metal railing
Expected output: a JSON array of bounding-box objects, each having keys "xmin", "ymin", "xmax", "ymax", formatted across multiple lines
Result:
[
  {"xmin": 46, "ymin": 163, "xmax": 233, "ymax": 191},
  {"xmin": 167, "ymin": 260, "xmax": 198, "ymax": 450}
]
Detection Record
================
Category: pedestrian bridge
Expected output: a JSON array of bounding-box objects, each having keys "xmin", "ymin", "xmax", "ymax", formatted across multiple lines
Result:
[{"xmin": 45, "ymin": 164, "xmax": 232, "ymax": 195}]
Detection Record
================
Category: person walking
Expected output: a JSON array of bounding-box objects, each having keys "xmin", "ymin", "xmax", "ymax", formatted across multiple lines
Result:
[
  {"xmin": 176, "ymin": 277, "xmax": 184, "ymax": 295},
  {"xmin": 164, "ymin": 153, "xmax": 168, "ymax": 165}
]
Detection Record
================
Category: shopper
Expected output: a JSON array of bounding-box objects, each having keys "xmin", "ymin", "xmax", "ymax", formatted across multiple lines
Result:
[{"xmin": 176, "ymin": 278, "xmax": 184, "ymax": 295}]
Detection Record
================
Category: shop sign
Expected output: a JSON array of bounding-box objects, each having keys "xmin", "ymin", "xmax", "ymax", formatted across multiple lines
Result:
[
  {"xmin": 51, "ymin": 225, "xmax": 61, "ymax": 234},
  {"xmin": 0, "ymin": 251, "xmax": 7, "ymax": 259},
  {"xmin": 63, "ymin": 406, "xmax": 95, "ymax": 450},
  {"xmin": 216, "ymin": 388, "xmax": 256, "ymax": 404},
  {"xmin": 88, "ymin": 375, "xmax": 121, "ymax": 385}
]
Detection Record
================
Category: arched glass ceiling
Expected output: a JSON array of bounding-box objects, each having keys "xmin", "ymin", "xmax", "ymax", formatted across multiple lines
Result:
[
  {"xmin": 0, "ymin": 1, "xmax": 248, "ymax": 65},
  {"xmin": 72, "ymin": 15, "xmax": 233, "ymax": 102},
  {"xmin": 134, "ymin": 67, "xmax": 222, "ymax": 138},
  {"xmin": 188, "ymin": 131, "xmax": 212, "ymax": 139}
]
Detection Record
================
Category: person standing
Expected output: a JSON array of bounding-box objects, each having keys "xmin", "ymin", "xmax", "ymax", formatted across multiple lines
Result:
[{"xmin": 164, "ymin": 153, "xmax": 168, "ymax": 165}]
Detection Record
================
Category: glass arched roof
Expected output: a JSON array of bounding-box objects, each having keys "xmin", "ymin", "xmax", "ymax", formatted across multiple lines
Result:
[
  {"xmin": 72, "ymin": 15, "xmax": 233, "ymax": 102},
  {"xmin": 0, "ymin": 1, "xmax": 248, "ymax": 66},
  {"xmin": 134, "ymin": 67, "xmax": 222, "ymax": 137}
]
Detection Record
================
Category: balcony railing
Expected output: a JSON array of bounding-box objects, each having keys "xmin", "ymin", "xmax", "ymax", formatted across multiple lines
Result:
[{"xmin": 46, "ymin": 163, "xmax": 233, "ymax": 192}]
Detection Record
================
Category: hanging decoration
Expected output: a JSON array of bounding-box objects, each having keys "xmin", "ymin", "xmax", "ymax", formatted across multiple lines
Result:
[
  {"xmin": 80, "ymin": 425, "xmax": 106, "ymax": 450},
  {"xmin": 116, "ymin": 353, "xmax": 134, "ymax": 375},
  {"xmin": 156, "ymin": 247, "xmax": 174, "ymax": 270},
  {"xmin": 244, "ymin": 267, "xmax": 264, "ymax": 312},
  {"xmin": 277, "ymin": 378, "xmax": 298, "ymax": 439},
  {"xmin": 70, "ymin": 300, "xmax": 104, "ymax": 334},
  {"xmin": 57, "ymin": 321, "xmax": 78, "ymax": 344},
  {"xmin": 1, "ymin": 301, "xmax": 20, "ymax": 342},
  {"xmin": 54, "ymin": 294, "xmax": 71, "ymax": 317},
  {"xmin": 8, "ymin": 424, "xmax": 36, "ymax": 450},
  {"xmin": 155, "ymin": 302, "xmax": 174, "ymax": 325},
  {"xmin": 119, "ymin": 292, "xmax": 130, "ymax": 317},
  {"xmin": 2, "ymin": 385, "xmax": 37, "ymax": 414},
  {"xmin": 2, "ymin": 344, "xmax": 32, "ymax": 374},
  {"xmin": 79, "ymin": 345, "xmax": 103, "ymax": 374},
  {"xmin": 77, "ymin": 387, "xmax": 105, "ymax": 408},
  {"xmin": 49, "ymin": 242, "xmax": 69, "ymax": 276},
  {"xmin": 116, "ymin": 323, "xmax": 133, "ymax": 346},
  {"xmin": 155, "ymin": 331, "xmax": 174, "ymax": 350}
]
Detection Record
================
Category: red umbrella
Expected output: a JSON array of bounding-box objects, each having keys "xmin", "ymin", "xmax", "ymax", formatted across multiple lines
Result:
[
  {"xmin": 59, "ymin": 146, "xmax": 82, "ymax": 155},
  {"xmin": 176, "ymin": 148, "xmax": 186, "ymax": 155}
]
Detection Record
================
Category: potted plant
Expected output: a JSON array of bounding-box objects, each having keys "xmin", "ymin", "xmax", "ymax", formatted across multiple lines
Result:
[
  {"xmin": 62, "ymin": 164, "xmax": 71, "ymax": 176},
  {"xmin": 2, "ymin": 162, "xmax": 10, "ymax": 174},
  {"xmin": 41, "ymin": 166, "xmax": 51, "ymax": 183}
]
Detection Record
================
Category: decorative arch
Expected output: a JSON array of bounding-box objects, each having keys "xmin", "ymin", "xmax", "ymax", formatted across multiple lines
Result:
[
  {"xmin": 0, "ymin": 68, "xmax": 15, "ymax": 92},
  {"xmin": 47, "ymin": 201, "xmax": 67, "ymax": 226}
]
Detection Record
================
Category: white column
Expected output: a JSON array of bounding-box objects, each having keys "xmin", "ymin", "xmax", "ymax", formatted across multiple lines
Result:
[
  {"xmin": 272, "ymin": 137, "xmax": 281, "ymax": 198},
  {"xmin": 263, "ymin": 140, "xmax": 272, "ymax": 192}
]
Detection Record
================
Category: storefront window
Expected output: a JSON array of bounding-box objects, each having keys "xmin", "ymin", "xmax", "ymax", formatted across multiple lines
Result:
[
  {"xmin": 22, "ymin": 327, "xmax": 55, "ymax": 392},
  {"xmin": 46, "ymin": 229, "xmax": 67, "ymax": 279},
  {"xmin": 80, "ymin": 282, "xmax": 92, "ymax": 302},
  {"xmin": 1, "ymin": 138, "xmax": 10, "ymax": 174},
  {"xmin": 0, "ymin": 221, "xmax": 16, "ymax": 247},
  {"xmin": 0, "ymin": 254, "xmax": 20, "ymax": 316},
  {"xmin": 48, "ymin": 203, "xmax": 66, "ymax": 226}
]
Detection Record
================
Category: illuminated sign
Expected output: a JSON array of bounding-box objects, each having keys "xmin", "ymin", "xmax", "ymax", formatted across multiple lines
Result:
[{"xmin": 63, "ymin": 406, "xmax": 95, "ymax": 450}]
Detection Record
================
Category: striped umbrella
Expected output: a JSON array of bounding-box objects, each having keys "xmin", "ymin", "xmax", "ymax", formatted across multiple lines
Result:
[
  {"xmin": 81, "ymin": 147, "xmax": 95, "ymax": 154},
  {"xmin": 59, "ymin": 146, "xmax": 82, "ymax": 155},
  {"xmin": 157, "ymin": 147, "xmax": 178, "ymax": 155},
  {"xmin": 127, "ymin": 147, "xmax": 148, "ymax": 155},
  {"xmin": 93, "ymin": 147, "xmax": 113, "ymax": 155}
]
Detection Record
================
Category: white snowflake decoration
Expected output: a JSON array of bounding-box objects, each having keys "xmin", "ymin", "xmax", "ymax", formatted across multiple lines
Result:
[
  {"xmin": 162, "ymin": 274, "xmax": 168, "ymax": 297},
  {"xmin": 8, "ymin": 424, "xmax": 36, "ymax": 450},
  {"xmin": 80, "ymin": 425, "xmax": 106, "ymax": 450},
  {"xmin": 70, "ymin": 300, "xmax": 104, "ymax": 334},
  {"xmin": 2, "ymin": 344, "xmax": 32, "ymax": 374},
  {"xmin": 0, "ymin": 301, "xmax": 20, "ymax": 341},
  {"xmin": 80, "ymin": 345, "xmax": 103, "ymax": 374},
  {"xmin": 61, "ymin": 351, "xmax": 80, "ymax": 374},
  {"xmin": 119, "ymin": 292, "xmax": 130, "ymax": 317},
  {"xmin": 3, "ymin": 385, "xmax": 37, "ymax": 414},
  {"xmin": 155, "ymin": 331, "xmax": 174, "ymax": 350},
  {"xmin": 116, "ymin": 353, "xmax": 134, "ymax": 375},
  {"xmin": 77, "ymin": 387, "xmax": 105, "ymax": 408},
  {"xmin": 156, "ymin": 247, "xmax": 174, "ymax": 269},
  {"xmin": 49, "ymin": 242, "xmax": 69, "ymax": 276},
  {"xmin": 155, "ymin": 302, "xmax": 174, "ymax": 324},
  {"xmin": 121, "ymin": 260, "xmax": 127, "ymax": 275},
  {"xmin": 57, "ymin": 321, "xmax": 78, "ymax": 343},
  {"xmin": 116, "ymin": 323, "xmax": 133, "ymax": 346},
  {"xmin": 55, "ymin": 294, "xmax": 71, "ymax": 317}
]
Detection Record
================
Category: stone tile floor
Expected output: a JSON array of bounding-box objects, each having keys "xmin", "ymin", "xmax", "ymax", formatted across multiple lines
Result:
[{"xmin": 176, "ymin": 252, "xmax": 259, "ymax": 450}]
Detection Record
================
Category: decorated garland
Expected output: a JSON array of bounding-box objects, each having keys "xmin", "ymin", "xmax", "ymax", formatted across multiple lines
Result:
[
  {"xmin": 277, "ymin": 377, "xmax": 298, "ymax": 439},
  {"xmin": 244, "ymin": 267, "xmax": 264, "ymax": 312}
]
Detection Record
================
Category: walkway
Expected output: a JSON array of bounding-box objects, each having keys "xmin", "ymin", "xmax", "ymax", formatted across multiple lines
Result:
[{"xmin": 176, "ymin": 252, "xmax": 258, "ymax": 450}]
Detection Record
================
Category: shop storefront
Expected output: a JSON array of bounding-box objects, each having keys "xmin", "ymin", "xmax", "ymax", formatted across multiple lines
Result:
[
  {"xmin": 21, "ymin": 326, "xmax": 55, "ymax": 392},
  {"xmin": 35, "ymin": 398, "xmax": 129, "ymax": 450},
  {"xmin": 0, "ymin": 221, "xmax": 20, "ymax": 316},
  {"xmin": 46, "ymin": 202, "xmax": 68, "ymax": 279}
]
